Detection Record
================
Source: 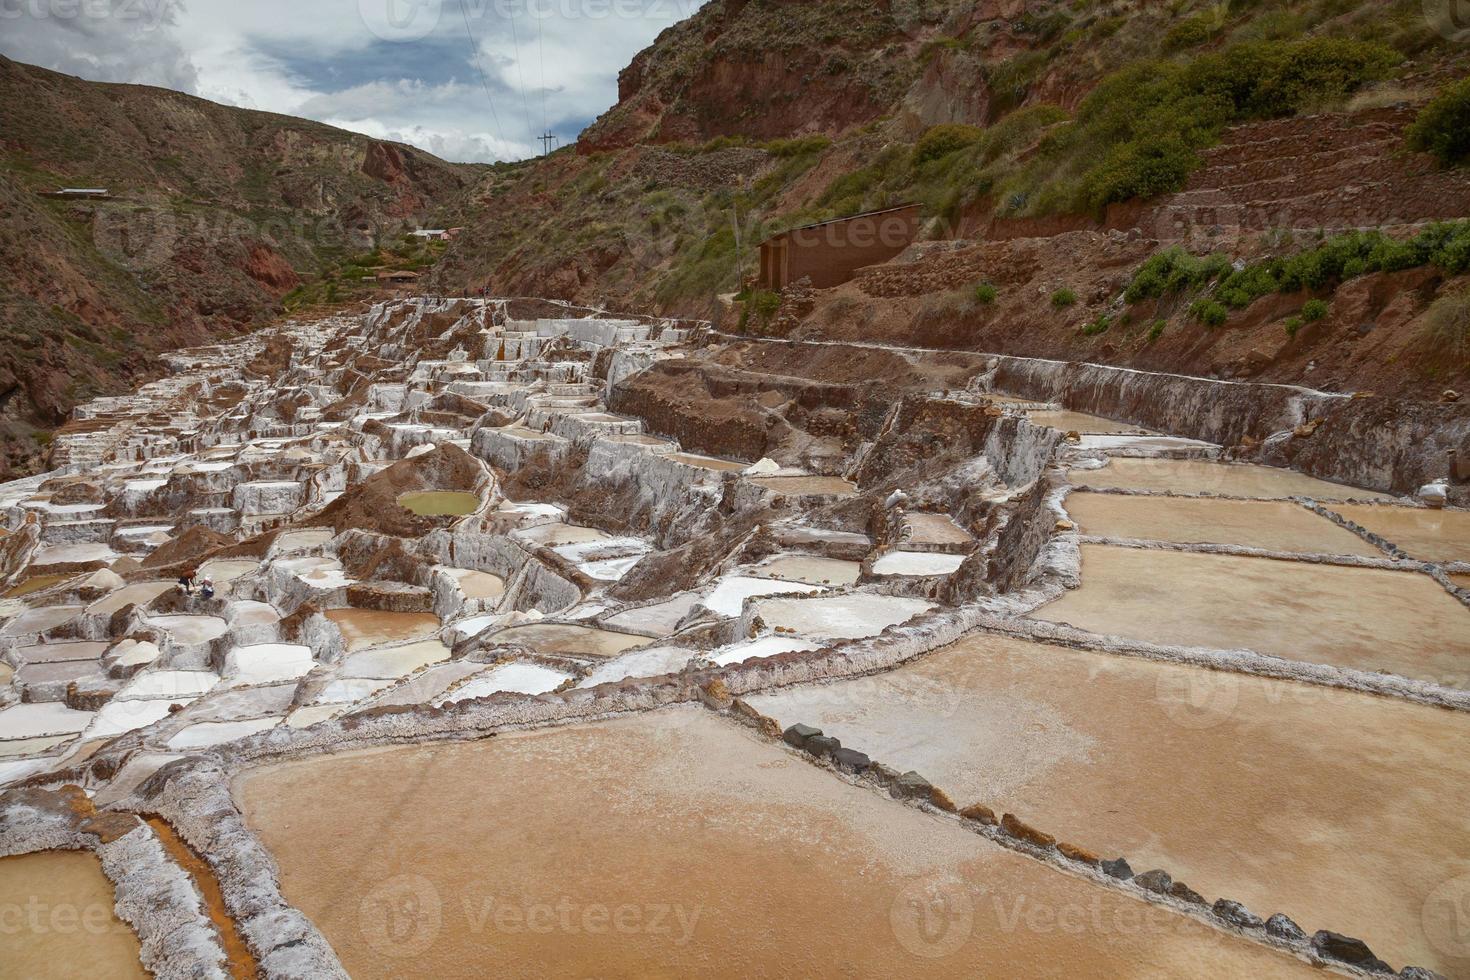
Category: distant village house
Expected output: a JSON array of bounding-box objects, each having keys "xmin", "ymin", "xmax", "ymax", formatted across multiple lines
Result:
[
  {"xmin": 38, "ymin": 188, "xmax": 112, "ymax": 200},
  {"xmin": 756, "ymin": 203, "xmax": 920, "ymax": 291}
]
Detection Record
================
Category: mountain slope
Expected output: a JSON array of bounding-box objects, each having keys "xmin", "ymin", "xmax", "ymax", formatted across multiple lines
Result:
[{"xmin": 0, "ymin": 55, "xmax": 473, "ymax": 477}]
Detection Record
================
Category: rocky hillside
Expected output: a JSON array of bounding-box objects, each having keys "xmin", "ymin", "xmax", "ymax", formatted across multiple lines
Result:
[
  {"xmin": 0, "ymin": 55, "xmax": 473, "ymax": 478},
  {"xmin": 429, "ymin": 0, "xmax": 1470, "ymax": 397}
]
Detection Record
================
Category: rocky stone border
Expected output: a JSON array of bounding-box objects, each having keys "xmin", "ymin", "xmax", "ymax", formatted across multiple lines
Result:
[{"xmin": 0, "ymin": 785, "xmax": 229, "ymax": 979}]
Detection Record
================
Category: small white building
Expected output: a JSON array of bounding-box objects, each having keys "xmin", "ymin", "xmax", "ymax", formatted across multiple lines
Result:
[{"xmin": 411, "ymin": 229, "xmax": 450, "ymax": 241}]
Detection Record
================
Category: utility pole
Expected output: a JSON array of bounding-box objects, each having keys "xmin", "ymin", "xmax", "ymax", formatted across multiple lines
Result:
[{"xmin": 537, "ymin": 133, "xmax": 559, "ymax": 155}]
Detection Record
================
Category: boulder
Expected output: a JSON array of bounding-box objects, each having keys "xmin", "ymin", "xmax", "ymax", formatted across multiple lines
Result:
[
  {"xmin": 1000, "ymin": 813, "xmax": 1056, "ymax": 849},
  {"xmin": 782, "ymin": 723, "xmax": 821, "ymax": 749},
  {"xmin": 831, "ymin": 747, "xmax": 870, "ymax": 773},
  {"xmin": 1311, "ymin": 931, "xmax": 1391, "ymax": 973},
  {"xmin": 1132, "ymin": 870, "xmax": 1173, "ymax": 895},
  {"xmin": 1265, "ymin": 913, "xmax": 1306, "ymax": 941},
  {"xmin": 1211, "ymin": 899, "xmax": 1264, "ymax": 930},
  {"xmin": 804, "ymin": 735, "xmax": 841, "ymax": 759},
  {"xmin": 1101, "ymin": 857, "xmax": 1133, "ymax": 880}
]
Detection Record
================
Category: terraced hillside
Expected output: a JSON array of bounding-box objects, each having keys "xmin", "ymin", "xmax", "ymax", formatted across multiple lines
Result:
[{"xmin": 1, "ymin": 295, "xmax": 1467, "ymax": 975}]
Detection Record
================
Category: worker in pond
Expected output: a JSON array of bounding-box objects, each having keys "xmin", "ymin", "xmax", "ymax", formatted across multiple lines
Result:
[
  {"xmin": 200, "ymin": 575, "xmax": 215, "ymax": 601},
  {"xmin": 177, "ymin": 568, "xmax": 197, "ymax": 596}
]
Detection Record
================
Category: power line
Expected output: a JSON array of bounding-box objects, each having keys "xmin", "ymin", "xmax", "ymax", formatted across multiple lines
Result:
[
  {"xmin": 505, "ymin": 0, "xmax": 536, "ymax": 144},
  {"xmin": 534, "ymin": 0, "xmax": 549, "ymax": 139},
  {"xmin": 457, "ymin": 0, "xmax": 506, "ymax": 148}
]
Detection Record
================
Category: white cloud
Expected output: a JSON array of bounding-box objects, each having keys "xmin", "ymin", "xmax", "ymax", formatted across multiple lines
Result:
[{"xmin": 0, "ymin": 0, "xmax": 708, "ymax": 162}]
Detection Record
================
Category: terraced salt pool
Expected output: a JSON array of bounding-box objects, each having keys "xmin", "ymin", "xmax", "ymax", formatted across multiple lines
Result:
[
  {"xmin": 0, "ymin": 851, "xmax": 146, "ymax": 978},
  {"xmin": 1069, "ymin": 458, "xmax": 1390, "ymax": 500},
  {"xmin": 1035, "ymin": 544, "xmax": 1470, "ymax": 685},
  {"xmin": 1329, "ymin": 503, "xmax": 1470, "ymax": 564},
  {"xmin": 326, "ymin": 609, "xmax": 440, "ymax": 651},
  {"xmin": 750, "ymin": 632, "xmax": 1470, "ymax": 976},
  {"xmin": 235, "ymin": 710, "xmax": 1316, "ymax": 979},
  {"xmin": 485, "ymin": 624, "xmax": 650, "ymax": 659},
  {"xmin": 1065, "ymin": 493, "xmax": 1383, "ymax": 556},
  {"xmin": 398, "ymin": 491, "xmax": 481, "ymax": 517}
]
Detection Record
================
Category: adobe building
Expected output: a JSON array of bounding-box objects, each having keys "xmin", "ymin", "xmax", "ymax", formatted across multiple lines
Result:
[{"xmin": 756, "ymin": 203, "xmax": 920, "ymax": 291}]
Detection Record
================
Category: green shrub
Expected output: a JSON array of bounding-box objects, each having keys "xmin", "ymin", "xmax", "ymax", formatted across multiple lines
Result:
[
  {"xmin": 913, "ymin": 124, "xmax": 984, "ymax": 167},
  {"xmin": 1165, "ymin": 14, "xmax": 1217, "ymax": 51},
  {"xmin": 974, "ymin": 282, "xmax": 999, "ymax": 304},
  {"xmin": 1147, "ymin": 319, "xmax": 1167, "ymax": 342},
  {"xmin": 1052, "ymin": 287, "xmax": 1077, "ymax": 307},
  {"xmin": 1284, "ymin": 315, "xmax": 1304, "ymax": 336},
  {"xmin": 1301, "ymin": 299, "xmax": 1329, "ymax": 322},
  {"xmin": 764, "ymin": 135, "xmax": 833, "ymax": 158},
  {"xmin": 1191, "ymin": 299, "xmax": 1229, "ymax": 326},
  {"xmin": 1423, "ymin": 289, "xmax": 1470, "ymax": 361},
  {"xmin": 1125, "ymin": 248, "xmax": 1230, "ymax": 303},
  {"xmin": 1081, "ymin": 313, "xmax": 1113, "ymax": 336},
  {"xmin": 1406, "ymin": 77, "xmax": 1470, "ymax": 167}
]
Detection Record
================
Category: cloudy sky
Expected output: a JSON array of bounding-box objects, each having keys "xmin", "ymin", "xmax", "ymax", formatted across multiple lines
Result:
[{"xmin": 0, "ymin": 0, "xmax": 707, "ymax": 161}]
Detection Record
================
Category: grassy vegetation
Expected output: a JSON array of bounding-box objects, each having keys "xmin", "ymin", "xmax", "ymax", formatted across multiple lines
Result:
[
  {"xmin": 1406, "ymin": 77, "xmax": 1470, "ymax": 167},
  {"xmin": 973, "ymin": 282, "xmax": 998, "ymax": 304},
  {"xmin": 1051, "ymin": 287, "xmax": 1078, "ymax": 308},
  {"xmin": 1423, "ymin": 289, "xmax": 1470, "ymax": 362},
  {"xmin": 1126, "ymin": 222, "xmax": 1470, "ymax": 323}
]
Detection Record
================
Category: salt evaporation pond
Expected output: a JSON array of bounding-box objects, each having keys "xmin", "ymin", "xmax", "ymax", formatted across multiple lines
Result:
[
  {"xmin": 326, "ymin": 609, "xmax": 440, "ymax": 651},
  {"xmin": 1329, "ymin": 503, "xmax": 1470, "ymax": 564},
  {"xmin": 750, "ymin": 594, "xmax": 934, "ymax": 642},
  {"xmin": 750, "ymin": 555, "xmax": 862, "ymax": 586},
  {"xmin": 1036, "ymin": 544, "xmax": 1470, "ymax": 684},
  {"xmin": 1069, "ymin": 458, "xmax": 1390, "ymax": 500},
  {"xmin": 751, "ymin": 632, "xmax": 1470, "ymax": 976},
  {"xmin": 398, "ymin": 491, "xmax": 481, "ymax": 517},
  {"xmin": 235, "ymin": 709, "xmax": 1319, "ymax": 979},
  {"xmin": 486, "ymin": 624, "xmax": 650, "ymax": 659},
  {"xmin": 0, "ymin": 851, "xmax": 146, "ymax": 978},
  {"xmin": 871, "ymin": 551, "xmax": 966, "ymax": 577},
  {"xmin": 1066, "ymin": 493, "xmax": 1383, "ymax": 556},
  {"xmin": 445, "ymin": 568, "xmax": 505, "ymax": 600}
]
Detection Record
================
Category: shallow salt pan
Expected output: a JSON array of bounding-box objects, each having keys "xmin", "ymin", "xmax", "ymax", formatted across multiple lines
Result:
[
  {"xmin": 871, "ymin": 551, "xmax": 967, "ymax": 577},
  {"xmin": 1070, "ymin": 457, "xmax": 1390, "ymax": 500},
  {"xmin": 313, "ymin": 677, "xmax": 397, "ymax": 705},
  {"xmin": 444, "ymin": 568, "xmax": 505, "ymax": 600},
  {"xmin": 285, "ymin": 705, "xmax": 346, "ymax": 729},
  {"xmin": 327, "ymin": 609, "xmax": 440, "ymax": 651},
  {"xmin": 0, "ymin": 702, "xmax": 95, "ymax": 740},
  {"xmin": 711, "ymin": 635, "xmax": 821, "ymax": 667},
  {"xmin": 1, "ymin": 605, "xmax": 85, "ymax": 637},
  {"xmin": 145, "ymin": 615, "xmax": 229, "ymax": 645},
  {"xmin": 1330, "ymin": 503, "xmax": 1470, "ymax": 564},
  {"xmin": 577, "ymin": 646, "xmax": 697, "ymax": 687},
  {"xmin": 86, "ymin": 581, "xmax": 173, "ymax": 616},
  {"xmin": 435, "ymin": 663, "xmax": 571, "ymax": 704},
  {"xmin": 223, "ymin": 644, "xmax": 315, "ymax": 687},
  {"xmin": 1037, "ymin": 544, "xmax": 1470, "ymax": 685},
  {"xmin": 166, "ymin": 716, "xmax": 280, "ymax": 749},
  {"xmin": 749, "ymin": 555, "xmax": 862, "ymax": 586},
  {"xmin": 272, "ymin": 528, "xmax": 335, "ymax": 554},
  {"xmin": 86, "ymin": 697, "xmax": 200, "ymax": 739},
  {"xmin": 116, "ymin": 670, "xmax": 219, "ymax": 702},
  {"xmin": 198, "ymin": 559, "xmax": 259, "ymax": 584},
  {"xmin": 486, "ymin": 624, "xmax": 649, "ymax": 659},
  {"xmin": 340, "ymin": 639, "xmax": 452, "ymax": 679},
  {"xmin": 701, "ymin": 576, "xmax": 827, "ymax": 618},
  {"xmin": 236, "ymin": 710, "xmax": 1317, "ymax": 979},
  {"xmin": 751, "ymin": 594, "xmax": 935, "ymax": 642},
  {"xmin": 0, "ymin": 851, "xmax": 147, "ymax": 979},
  {"xmin": 14, "ymin": 641, "xmax": 109, "ymax": 664},
  {"xmin": 1066, "ymin": 493, "xmax": 1383, "ymax": 557},
  {"xmin": 30, "ymin": 543, "xmax": 119, "ymax": 566},
  {"xmin": 751, "ymin": 632, "xmax": 1470, "ymax": 977}
]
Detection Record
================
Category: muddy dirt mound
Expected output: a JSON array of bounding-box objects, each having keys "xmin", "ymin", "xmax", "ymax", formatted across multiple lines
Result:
[{"xmin": 142, "ymin": 526, "xmax": 234, "ymax": 570}]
